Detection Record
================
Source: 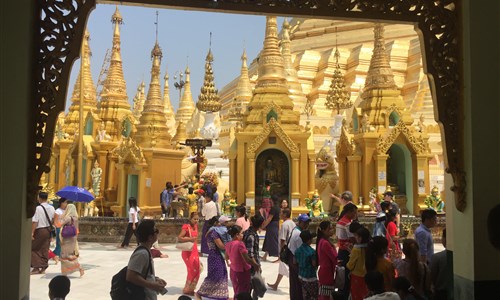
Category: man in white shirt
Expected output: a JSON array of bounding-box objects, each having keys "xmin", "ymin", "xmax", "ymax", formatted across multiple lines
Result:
[
  {"xmin": 288, "ymin": 213, "xmax": 311, "ymax": 300},
  {"xmin": 31, "ymin": 191, "xmax": 55, "ymax": 274},
  {"xmin": 200, "ymin": 193, "xmax": 218, "ymax": 255},
  {"xmin": 268, "ymin": 208, "xmax": 296, "ymax": 290}
]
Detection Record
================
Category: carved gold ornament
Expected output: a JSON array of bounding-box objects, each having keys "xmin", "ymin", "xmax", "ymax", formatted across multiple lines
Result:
[
  {"xmin": 377, "ymin": 120, "xmax": 429, "ymax": 155},
  {"xmin": 248, "ymin": 118, "xmax": 299, "ymax": 154}
]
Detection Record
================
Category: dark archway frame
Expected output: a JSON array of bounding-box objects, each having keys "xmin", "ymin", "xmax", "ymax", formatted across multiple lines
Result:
[{"xmin": 29, "ymin": 0, "xmax": 464, "ymax": 215}]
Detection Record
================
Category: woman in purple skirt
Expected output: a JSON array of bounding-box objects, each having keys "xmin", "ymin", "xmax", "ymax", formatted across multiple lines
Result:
[
  {"xmin": 196, "ymin": 217, "xmax": 229, "ymax": 300},
  {"xmin": 261, "ymin": 203, "xmax": 280, "ymax": 261}
]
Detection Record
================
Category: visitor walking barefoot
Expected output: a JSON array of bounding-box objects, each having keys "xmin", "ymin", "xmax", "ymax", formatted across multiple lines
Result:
[
  {"xmin": 178, "ymin": 212, "xmax": 201, "ymax": 296},
  {"xmin": 119, "ymin": 197, "xmax": 140, "ymax": 248},
  {"xmin": 59, "ymin": 204, "xmax": 84, "ymax": 277},
  {"xmin": 267, "ymin": 208, "xmax": 295, "ymax": 291},
  {"xmin": 261, "ymin": 200, "xmax": 280, "ymax": 262}
]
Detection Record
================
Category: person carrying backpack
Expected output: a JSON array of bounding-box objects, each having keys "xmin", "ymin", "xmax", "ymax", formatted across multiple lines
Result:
[{"xmin": 111, "ymin": 220, "xmax": 167, "ymax": 300}]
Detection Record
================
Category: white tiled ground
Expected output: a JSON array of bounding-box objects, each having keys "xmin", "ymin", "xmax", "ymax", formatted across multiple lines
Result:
[{"xmin": 29, "ymin": 242, "xmax": 445, "ymax": 300}]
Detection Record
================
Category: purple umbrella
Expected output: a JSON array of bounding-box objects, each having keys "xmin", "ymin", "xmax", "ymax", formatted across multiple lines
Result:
[{"xmin": 56, "ymin": 186, "xmax": 95, "ymax": 203}]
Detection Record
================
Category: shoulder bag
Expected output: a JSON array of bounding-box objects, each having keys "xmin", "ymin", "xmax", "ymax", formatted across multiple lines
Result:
[
  {"xmin": 61, "ymin": 217, "xmax": 77, "ymax": 238},
  {"xmin": 40, "ymin": 205, "xmax": 56, "ymax": 238},
  {"xmin": 279, "ymin": 227, "xmax": 295, "ymax": 265},
  {"xmin": 175, "ymin": 225, "xmax": 194, "ymax": 251}
]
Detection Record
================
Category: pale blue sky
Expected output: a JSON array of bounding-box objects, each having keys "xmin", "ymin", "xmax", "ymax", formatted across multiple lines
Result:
[{"xmin": 67, "ymin": 4, "xmax": 284, "ymax": 111}]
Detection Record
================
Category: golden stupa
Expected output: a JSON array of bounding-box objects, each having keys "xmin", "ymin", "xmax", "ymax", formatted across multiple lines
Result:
[
  {"xmin": 230, "ymin": 16, "xmax": 315, "ymax": 213},
  {"xmin": 175, "ymin": 66, "xmax": 196, "ymax": 126},
  {"xmin": 162, "ymin": 67, "xmax": 177, "ymax": 137}
]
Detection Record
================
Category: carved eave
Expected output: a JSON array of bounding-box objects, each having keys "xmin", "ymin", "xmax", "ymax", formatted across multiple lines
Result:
[
  {"xmin": 376, "ymin": 120, "xmax": 430, "ymax": 155},
  {"xmin": 111, "ymin": 137, "xmax": 146, "ymax": 165},
  {"xmin": 336, "ymin": 125, "xmax": 354, "ymax": 159},
  {"xmin": 262, "ymin": 101, "xmax": 283, "ymax": 124},
  {"xmin": 247, "ymin": 118, "xmax": 299, "ymax": 154}
]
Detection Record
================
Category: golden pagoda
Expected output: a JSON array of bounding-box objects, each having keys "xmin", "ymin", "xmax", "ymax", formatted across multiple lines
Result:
[
  {"xmin": 197, "ymin": 48, "xmax": 221, "ymax": 113},
  {"xmin": 281, "ymin": 18, "xmax": 307, "ymax": 114},
  {"xmin": 175, "ymin": 66, "xmax": 195, "ymax": 126},
  {"xmin": 230, "ymin": 16, "xmax": 315, "ymax": 214},
  {"xmin": 337, "ymin": 24, "xmax": 432, "ymax": 214},
  {"xmin": 98, "ymin": 6, "xmax": 134, "ymax": 141},
  {"xmin": 172, "ymin": 120, "xmax": 187, "ymax": 146},
  {"xmin": 135, "ymin": 41, "xmax": 173, "ymax": 148},
  {"xmin": 162, "ymin": 67, "xmax": 176, "ymax": 137},
  {"xmin": 65, "ymin": 29, "xmax": 98, "ymax": 137}
]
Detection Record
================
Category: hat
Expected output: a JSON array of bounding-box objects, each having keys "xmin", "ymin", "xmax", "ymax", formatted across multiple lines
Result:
[
  {"xmin": 197, "ymin": 189, "xmax": 205, "ymax": 195},
  {"xmin": 297, "ymin": 214, "xmax": 311, "ymax": 223},
  {"xmin": 376, "ymin": 212, "xmax": 386, "ymax": 220},
  {"xmin": 218, "ymin": 215, "xmax": 231, "ymax": 224},
  {"xmin": 299, "ymin": 230, "xmax": 316, "ymax": 242}
]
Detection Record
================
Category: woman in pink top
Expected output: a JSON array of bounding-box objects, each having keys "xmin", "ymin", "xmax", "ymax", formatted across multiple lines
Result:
[
  {"xmin": 316, "ymin": 220, "xmax": 338, "ymax": 300},
  {"xmin": 225, "ymin": 225, "xmax": 260, "ymax": 296},
  {"xmin": 234, "ymin": 206, "xmax": 250, "ymax": 233}
]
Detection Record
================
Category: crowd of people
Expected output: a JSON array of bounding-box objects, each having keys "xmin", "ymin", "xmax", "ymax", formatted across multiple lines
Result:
[{"xmin": 32, "ymin": 181, "xmax": 449, "ymax": 300}]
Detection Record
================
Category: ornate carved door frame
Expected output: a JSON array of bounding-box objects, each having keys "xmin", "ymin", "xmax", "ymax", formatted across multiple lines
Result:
[{"xmin": 29, "ymin": 0, "xmax": 464, "ymax": 215}]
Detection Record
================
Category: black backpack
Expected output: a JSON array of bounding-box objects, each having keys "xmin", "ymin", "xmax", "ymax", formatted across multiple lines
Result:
[{"xmin": 110, "ymin": 246, "xmax": 152, "ymax": 300}]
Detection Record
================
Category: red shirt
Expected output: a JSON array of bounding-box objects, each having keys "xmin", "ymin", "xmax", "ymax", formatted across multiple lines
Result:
[
  {"xmin": 336, "ymin": 216, "xmax": 354, "ymax": 251},
  {"xmin": 317, "ymin": 238, "xmax": 338, "ymax": 285},
  {"xmin": 386, "ymin": 222, "xmax": 400, "ymax": 252},
  {"xmin": 226, "ymin": 240, "xmax": 251, "ymax": 272}
]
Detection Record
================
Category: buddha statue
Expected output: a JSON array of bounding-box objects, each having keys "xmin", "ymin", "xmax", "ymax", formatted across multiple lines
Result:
[
  {"xmin": 369, "ymin": 187, "xmax": 382, "ymax": 213},
  {"xmin": 263, "ymin": 158, "xmax": 280, "ymax": 184},
  {"xmin": 425, "ymin": 186, "xmax": 445, "ymax": 212},
  {"xmin": 90, "ymin": 161, "xmax": 102, "ymax": 197}
]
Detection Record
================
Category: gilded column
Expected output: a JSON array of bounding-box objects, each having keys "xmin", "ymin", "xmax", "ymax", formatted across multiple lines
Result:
[
  {"xmin": 337, "ymin": 158, "xmax": 346, "ymax": 193},
  {"xmin": 291, "ymin": 152, "xmax": 301, "ymax": 201},
  {"xmin": 375, "ymin": 154, "xmax": 389, "ymax": 194},
  {"xmin": 115, "ymin": 163, "xmax": 127, "ymax": 217},
  {"xmin": 347, "ymin": 155, "xmax": 362, "ymax": 205},
  {"xmin": 308, "ymin": 155, "xmax": 315, "ymax": 193},
  {"xmin": 229, "ymin": 158, "xmax": 236, "ymax": 193},
  {"xmin": 247, "ymin": 153, "xmax": 255, "ymax": 199}
]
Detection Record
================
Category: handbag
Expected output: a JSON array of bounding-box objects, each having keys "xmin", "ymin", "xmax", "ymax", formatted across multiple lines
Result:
[
  {"xmin": 334, "ymin": 266, "xmax": 345, "ymax": 289},
  {"xmin": 279, "ymin": 228, "xmax": 295, "ymax": 265},
  {"xmin": 175, "ymin": 226, "xmax": 194, "ymax": 251},
  {"xmin": 251, "ymin": 271, "xmax": 267, "ymax": 298},
  {"xmin": 41, "ymin": 205, "xmax": 56, "ymax": 238},
  {"xmin": 61, "ymin": 217, "xmax": 77, "ymax": 238}
]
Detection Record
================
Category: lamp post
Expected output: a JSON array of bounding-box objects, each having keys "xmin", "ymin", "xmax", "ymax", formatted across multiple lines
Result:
[{"xmin": 173, "ymin": 71, "xmax": 185, "ymax": 105}]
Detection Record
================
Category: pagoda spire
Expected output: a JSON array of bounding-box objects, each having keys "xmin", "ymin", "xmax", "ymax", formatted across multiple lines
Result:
[
  {"xmin": 281, "ymin": 18, "xmax": 307, "ymax": 113},
  {"xmin": 362, "ymin": 23, "xmax": 398, "ymax": 97},
  {"xmin": 231, "ymin": 48, "xmax": 252, "ymax": 119},
  {"xmin": 359, "ymin": 23, "xmax": 412, "ymax": 128},
  {"xmin": 66, "ymin": 29, "xmax": 98, "ymax": 137},
  {"xmin": 163, "ymin": 66, "xmax": 176, "ymax": 136},
  {"xmin": 325, "ymin": 28, "xmax": 352, "ymax": 115},
  {"xmin": 132, "ymin": 81, "xmax": 146, "ymax": 119},
  {"xmin": 243, "ymin": 16, "xmax": 299, "ymax": 132},
  {"xmin": 254, "ymin": 16, "xmax": 288, "ymax": 93},
  {"xmin": 135, "ymin": 13, "xmax": 173, "ymax": 147},
  {"xmin": 197, "ymin": 45, "xmax": 221, "ymax": 113},
  {"xmin": 175, "ymin": 65, "xmax": 195, "ymax": 125},
  {"xmin": 98, "ymin": 6, "xmax": 133, "ymax": 141}
]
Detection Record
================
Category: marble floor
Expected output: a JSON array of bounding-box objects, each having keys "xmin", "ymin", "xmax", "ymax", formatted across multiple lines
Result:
[{"xmin": 29, "ymin": 241, "xmax": 445, "ymax": 300}]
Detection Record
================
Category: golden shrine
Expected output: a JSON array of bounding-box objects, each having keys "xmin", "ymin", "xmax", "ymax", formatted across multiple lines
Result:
[
  {"xmin": 46, "ymin": 7, "xmax": 185, "ymax": 217},
  {"xmin": 229, "ymin": 16, "xmax": 316, "ymax": 214}
]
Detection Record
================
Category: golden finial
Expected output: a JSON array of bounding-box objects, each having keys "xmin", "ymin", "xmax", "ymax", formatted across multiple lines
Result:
[
  {"xmin": 431, "ymin": 186, "xmax": 439, "ymax": 193},
  {"xmin": 196, "ymin": 33, "xmax": 221, "ymax": 113},
  {"xmin": 325, "ymin": 27, "xmax": 352, "ymax": 115},
  {"xmin": 313, "ymin": 189, "xmax": 319, "ymax": 197},
  {"xmin": 111, "ymin": 5, "xmax": 123, "ymax": 24},
  {"xmin": 255, "ymin": 16, "xmax": 287, "ymax": 92},
  {"xmin": 363, "ymin": 23, "xmax": 397, "ymax": 96}
]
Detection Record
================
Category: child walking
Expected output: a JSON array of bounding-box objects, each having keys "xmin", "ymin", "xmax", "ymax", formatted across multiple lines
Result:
[
  {"xmin": 347, "ymin": 226, "xmax": 370, "ymax": 300},
  {"xmin": 293, "ymin": 230, "xmax": 319, "ymax": 299},
  {"xmin": 226, "ymin": 225, "xmax": 260, "ymax": 297}
]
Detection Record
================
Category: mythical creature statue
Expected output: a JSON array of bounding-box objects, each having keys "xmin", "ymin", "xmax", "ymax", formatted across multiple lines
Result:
[
  {"xmin": 222, "ymin": 191, "xmax": 237, "ymax": 217},
  {"xmin": 305, "ymin": 189, "xmax": 327, "ymax": 218},
  {"xmin": 315, "ymin": 146, "xmax": 339, "ymax": 212},
  {"xmin": 425, "ymin": 186, "xmax": 445, "ymax": 212}
]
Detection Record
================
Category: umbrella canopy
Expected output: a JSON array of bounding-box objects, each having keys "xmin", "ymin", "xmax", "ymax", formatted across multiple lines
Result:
[{"xmin": 56, "ymin": 186, "xmax": 95, "ymax": 203}]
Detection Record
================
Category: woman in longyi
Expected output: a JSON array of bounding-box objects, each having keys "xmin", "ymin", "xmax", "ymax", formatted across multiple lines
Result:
[{"xmin": 59, "ymin": 204, "xmax": 84, "ymax": 277}]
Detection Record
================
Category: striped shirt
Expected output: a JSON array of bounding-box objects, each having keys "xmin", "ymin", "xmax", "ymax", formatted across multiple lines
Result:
[{"xmin": 336, "ymin": 216, "xmax": 354, "ymax": 252}]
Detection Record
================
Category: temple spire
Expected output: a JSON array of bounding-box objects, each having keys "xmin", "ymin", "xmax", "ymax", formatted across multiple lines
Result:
[
  {"xmin": 66, "ymin": 29, "xmax": 98, "ymax": 136},
  {"xmin": 325, "ymin": 27, "xmax": 352, "ymax": 115},
  {"xmin": 281, "ymin": 18, "xmax": 307, "ymax": 113},
  {"xmin": 175, "ymin": 65, "xmax": 195, "ymax": 125},
  {"xmin": 163, "ymin": 67, "xmax": 176, "ymax": 136},
  {"xmin": 132, "ymin": 81, "xmax": 146, "ymax": 119},
  {"xmin": 362, "ymin": 23, "xmax": 398, "ymax": 97},
  {"xmin": 197, "ymin": 41, "xmax": 221, "ymax": 113},
  {"xmin": 231, "ymin": 48, "xmax": 252, "ymax": 118},
  {"xmin": 254, "ymin": 16, "xmax": 288, "ymax": 93},
  {"xmin": 99, "ymin": 6, "xmax": 132, "ymax": 141},
  {"xmin": 135, "ymin": 15, "xmax": 173, "ymax": 147}
]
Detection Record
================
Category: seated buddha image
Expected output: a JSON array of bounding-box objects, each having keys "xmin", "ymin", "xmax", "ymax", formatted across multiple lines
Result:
[{"xmin": 263, "ymin": 158, "xmax": 281, "ymax": 184}]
